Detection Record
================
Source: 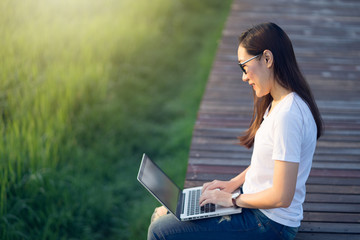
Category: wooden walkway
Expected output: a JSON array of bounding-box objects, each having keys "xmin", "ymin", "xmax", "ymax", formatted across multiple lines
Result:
[{"xmin": 184, "ymin": 0, "xmax": 360, "ymax": 239}]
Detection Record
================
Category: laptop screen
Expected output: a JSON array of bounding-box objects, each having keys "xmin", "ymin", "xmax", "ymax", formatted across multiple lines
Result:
[{"xmin": 137, "ymin": 154, "xmax": 181, "ymax": 214}]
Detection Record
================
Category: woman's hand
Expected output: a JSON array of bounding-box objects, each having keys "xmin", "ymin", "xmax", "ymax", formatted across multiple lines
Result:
[
  {"xmin": 199, "ymin": 188, "xmax": 233, "ymax": 207},
  {"xmin": 151, "ymin": 206, "xmax": 168, "ymax": 223},
  {"xmin": 201, "ymin": 180, "xmax": 239, "ymax": 194}
]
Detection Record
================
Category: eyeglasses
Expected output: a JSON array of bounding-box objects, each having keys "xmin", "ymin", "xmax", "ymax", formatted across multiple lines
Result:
[{"xmin": 238, "ymin": 54, "xmax": 261, "ymax": 74}]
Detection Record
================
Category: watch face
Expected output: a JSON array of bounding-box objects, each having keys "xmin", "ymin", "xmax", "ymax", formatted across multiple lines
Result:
[{"xmin": 232, "ymin": 192, "xmax": 240, "ymax": 199}]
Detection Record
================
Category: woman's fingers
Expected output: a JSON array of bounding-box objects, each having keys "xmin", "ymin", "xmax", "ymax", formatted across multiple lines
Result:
[
  {"xmin": 155, "ymin": 206, "xmax": 168, "ymax": 216},
  {"xmin": 199, "ymin": 189, "xmax": 213, "ymax": 206},
  {"xmin": 201, "ymin": 182, "xmax": 211, "ymax": 193},
  {"xmin": 151, "ymin": 206, "xmax": 168, "ymax": 223},
  {"xmin": 199, "ymin": 188, "xmax": 220, "ymax": 206},
  {"xmin": 200, "ymin": 189, "xmax": 233, "ymax": 207},
  {"xmin": 202, "ymin": 180, "xmax": 223, "ymax": 193}
]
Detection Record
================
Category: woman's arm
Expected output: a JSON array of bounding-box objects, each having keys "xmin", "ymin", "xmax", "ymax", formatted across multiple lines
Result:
[
  {"xmin": 200, "ymin": 161, "xmax": 298, "ymax": 208},
  {"xmin": 235, "ymin": 160, "xmax": 298, "ymax": 208}
]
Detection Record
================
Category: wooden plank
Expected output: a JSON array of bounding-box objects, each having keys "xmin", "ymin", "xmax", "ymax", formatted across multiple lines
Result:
[
  {"xmin": 309, "ymin": 169, "xmax": 360, "ymax": 178},
  {"xmin": 305, "ymin": 193, "xmax": 360, "ymax": 204},
  {"xmin": 303, "ymin": 203, "xmax": 360, "ymax": 213},
  {"xmin": 306, "ymin": 185, "xmax": 360, "ymax": 194},
  {"xmin": 299, "ymin": 222, "xmax": 360, "ymax": 234},
  {"xmin": 307, "ymin": 177, "xmax": 360, "ymax": 186},
  {"xmin": 295, "ymin": 233, "xmax": 360, "ymax": 240},
  {"xmin": 303, "ymin": 212, "xmax": 360, "ymax": 223}
]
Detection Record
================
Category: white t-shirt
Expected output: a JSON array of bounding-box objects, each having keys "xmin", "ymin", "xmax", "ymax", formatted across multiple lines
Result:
[{"xmin": 242, "ymin": 92, "xmax": 317, "ymax": 227}]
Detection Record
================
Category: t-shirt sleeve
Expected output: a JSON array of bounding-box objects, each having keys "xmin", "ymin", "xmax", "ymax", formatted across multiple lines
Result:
[{"xmin": 272, "ymin": 111, "xmax": 303, "ymax": 163}]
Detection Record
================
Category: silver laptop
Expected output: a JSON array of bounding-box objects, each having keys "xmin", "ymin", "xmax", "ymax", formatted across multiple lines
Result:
[{"xmin": 137, "ymin": 153, "xmax": 242, "ymax": 221}]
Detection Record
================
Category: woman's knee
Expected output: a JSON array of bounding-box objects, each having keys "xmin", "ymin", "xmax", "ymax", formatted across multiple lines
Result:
[
  {"xmin": 148, "ymin": 219, "xmax": 161, "ymax": 240},
  {"xmin": 148, "ymin": 214, "xmax": 175, "ymax": 240}
]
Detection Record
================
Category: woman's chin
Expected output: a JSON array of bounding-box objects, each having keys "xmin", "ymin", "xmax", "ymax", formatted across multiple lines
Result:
[{"xmin": 254, "ymin": 90, "xmax": 263, "ymax": 98}]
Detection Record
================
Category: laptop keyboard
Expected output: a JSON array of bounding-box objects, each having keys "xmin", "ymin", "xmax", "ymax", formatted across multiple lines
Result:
[{"xmin": 187, "ymin": 189, "xmax": 216, "ymax": 216}]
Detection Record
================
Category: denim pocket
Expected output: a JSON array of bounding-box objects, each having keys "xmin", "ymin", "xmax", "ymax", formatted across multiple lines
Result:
[
  {"xmin": 268, "ymin": 221, "xmax": 298, "ymax": 240},
  {"xmin": 251, "ymin": 209, "xmax": 268, "ymax": 232},
  {"xmin": 254, "ymin": 210, "xmax": 298, "ymax": 240}
]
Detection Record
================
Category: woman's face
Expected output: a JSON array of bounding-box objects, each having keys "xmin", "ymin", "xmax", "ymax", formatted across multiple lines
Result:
[{"xmin": 237, "ymin": 45, "xmax": 273, "ymax": 98}]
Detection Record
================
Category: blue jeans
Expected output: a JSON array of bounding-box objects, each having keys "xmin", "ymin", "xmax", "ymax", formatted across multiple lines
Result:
[{"xmin": 148, "ymin": 208, "xmax": 298, "ymax": 240}]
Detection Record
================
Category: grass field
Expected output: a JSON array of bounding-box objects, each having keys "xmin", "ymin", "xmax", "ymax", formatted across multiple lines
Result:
[{"xmin": 0, "ymin": 0, "xmax": 232, "ymax": 239}]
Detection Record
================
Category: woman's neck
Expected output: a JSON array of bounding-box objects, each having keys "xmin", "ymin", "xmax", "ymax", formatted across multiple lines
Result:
[
  {"xmin": 268, "ymin": 82, "xmax": 292, "ymax": 114},
  {"xmin": 270, "ymin": 82, "xmax": 292, "ymax": 105}
]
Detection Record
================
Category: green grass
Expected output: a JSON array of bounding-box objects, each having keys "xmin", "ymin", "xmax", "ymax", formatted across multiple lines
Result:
[{"xmin": 0, "ymin": 0, "xmax": 232, "ymax": 239}]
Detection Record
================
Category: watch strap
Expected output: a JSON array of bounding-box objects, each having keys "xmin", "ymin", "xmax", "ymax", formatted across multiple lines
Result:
[
  {"xmin": 232, "ymin": 188, "xmax": 242, "ymax": 208},
  {"xmin": 232, "ymin": 197, "xmax": 239, "ymax": 208},
  {"xmin": 232, "ymin": 191, "xmax": 240, "ymax": 208}
]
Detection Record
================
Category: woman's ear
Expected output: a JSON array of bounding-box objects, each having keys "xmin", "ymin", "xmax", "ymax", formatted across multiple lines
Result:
[{"xmin": 263, "ymin": 50, "xmax": 274, "ymax": 68}]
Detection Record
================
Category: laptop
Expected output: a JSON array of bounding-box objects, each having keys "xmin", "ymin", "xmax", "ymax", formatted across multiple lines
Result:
[{"xmin": 137, "ymin": 153, "xmax": 242, "ymax": 221}]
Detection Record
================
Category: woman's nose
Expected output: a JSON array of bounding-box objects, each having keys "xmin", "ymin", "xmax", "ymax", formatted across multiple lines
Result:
[{"xmin": 242, "ymin": 72, "xmax": 248, "ymax": 82}]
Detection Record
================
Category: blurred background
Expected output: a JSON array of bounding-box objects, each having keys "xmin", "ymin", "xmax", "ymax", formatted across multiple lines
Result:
[{"xmin": 0, "ymin": 0, "xmax": 232, "ymax": 239}]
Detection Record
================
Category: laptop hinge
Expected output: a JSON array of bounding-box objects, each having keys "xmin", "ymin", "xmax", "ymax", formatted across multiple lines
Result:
[{"xmin": 176, "ymin": 191, "xmax": 185, "ymax": 220}]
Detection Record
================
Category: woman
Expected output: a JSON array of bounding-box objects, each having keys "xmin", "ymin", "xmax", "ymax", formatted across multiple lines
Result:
[{"xmin": 148, "ymin": 22, "xmax": 323, "ymax": 240}]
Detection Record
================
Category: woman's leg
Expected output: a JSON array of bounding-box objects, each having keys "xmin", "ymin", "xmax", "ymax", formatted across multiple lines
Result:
[{"xmin": 148, "ymin": 208, "xmax": 293, "ymax": 240}]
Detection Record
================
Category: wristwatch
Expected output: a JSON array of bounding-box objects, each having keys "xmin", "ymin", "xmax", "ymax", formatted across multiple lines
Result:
[{"xmin": 231, "ymin": 190, "xmax": 241, "ymax": 208}]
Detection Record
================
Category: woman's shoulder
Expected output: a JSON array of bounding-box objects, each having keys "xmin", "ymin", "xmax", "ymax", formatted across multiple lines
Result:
[
  {"xmin": 278, "ymin": 92, "xmax": 311, "ymax": 115},
  {"xmin": 272, "ymin": 93, "xmax": 316, "ymax": 140},
  {"xmin": 276, "ymin": 93, "xmax": 316, "ymax": 131},
  {"xmin": 273, "ymin": 93, "xmax": 314, "ymax": 126}
]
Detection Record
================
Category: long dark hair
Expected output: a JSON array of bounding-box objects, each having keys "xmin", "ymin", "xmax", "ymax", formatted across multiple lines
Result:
[{"xmin": 238, "ymin": 22, "xmax": 323, "ymax": 148}]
